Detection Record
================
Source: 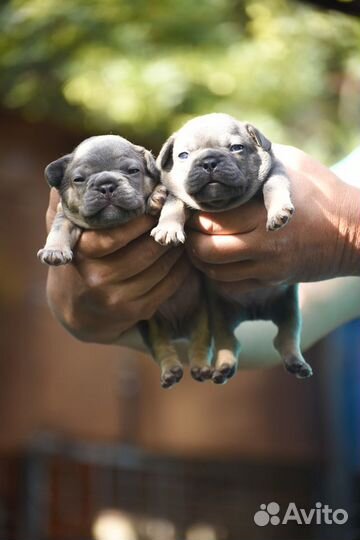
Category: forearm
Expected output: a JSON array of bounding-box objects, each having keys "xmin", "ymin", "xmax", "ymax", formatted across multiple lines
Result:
[
  {"xmin": 47, "ymin": 266, "xmax": 360, "ymax": 366},
  {"xmin": 338, "ymin": 184, "xmax": 360, "ymax": 276}
]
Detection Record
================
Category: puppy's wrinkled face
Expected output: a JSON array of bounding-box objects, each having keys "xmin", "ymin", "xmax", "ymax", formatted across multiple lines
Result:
[
  {"xmin": 158, "ymin": 113, "xmax": 273, "ymax": 211},
  {"xmin": 45, "ymin": 135, "xmax": 158, "ymax": 229}
]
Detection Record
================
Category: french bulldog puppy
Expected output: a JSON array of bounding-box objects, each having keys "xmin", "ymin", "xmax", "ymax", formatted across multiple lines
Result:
[
  {"xmin": 38, "ymin": 134, "xmax": 208, "ymax": 389},
  {"xmin": 38, "ymin": 135, "xmax": 165, "ymax": 265},
  {"xmin": 152, "ymin": 113, "xmax": 313, "ymax": 382}
]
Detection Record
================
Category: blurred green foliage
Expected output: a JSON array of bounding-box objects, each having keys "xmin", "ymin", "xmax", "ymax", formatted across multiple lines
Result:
[{"xmin": 0, "ymin": 0, "xmax": 359, "ymax": 161}]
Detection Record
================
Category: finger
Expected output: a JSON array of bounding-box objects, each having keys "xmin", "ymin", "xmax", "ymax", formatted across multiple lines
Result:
[
  {"xmin": 111, "ymin": 248, "xmax": 185, "ymax": 301},
  {"xmin": 135, "ymin": 256, "xmax": 192, "ymax": 317},
  {"xmin": 188, "ymin": 198, "xmax": 265, "ymax": 235},
  {"xmin": 77, "ymin": 234, "xmax": 176, "ymax": 283},
  {"xmin": 78, "ymin": 214, "xmax": 157, "ymax": 257},
  {"xmin": 186, "ymin": 230, "xmax": 257, "ymax": 264},
  {"xmin": 190, "ymin": 258, "xmax": 260, "ymax": 282},
  {"xmin": 46, "ymin": 189, "xmax": 60, "ymax": 232}
]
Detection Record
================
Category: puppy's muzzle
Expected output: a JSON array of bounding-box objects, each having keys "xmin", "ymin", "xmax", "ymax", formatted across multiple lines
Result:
[
  {"xmin": 81, "ymin": 172, "xmax": 142, "ymax": 219},
  {"xmin": 201, "ymin": 156, "xmax": 219, "ymax": 173},
  {"xmin": 94, "ymin": 176, "xmax": 117, "ymax": 197},
  {"xmin": 187, "ymin": 151, "xmax": 245, "ymax": 202}
]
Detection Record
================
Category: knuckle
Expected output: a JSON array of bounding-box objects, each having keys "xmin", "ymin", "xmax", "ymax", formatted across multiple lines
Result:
[
  {"xmin": 156, "ymin": 248, "xmax": 179, "ymax": 274},
  {"xmin": 79, "ymin": 231, "xmax": 122, "ymax": 257},
  {"xmin": 126, "ymin": 300, "xmax": 148, "ymax": 322},
  {"xmin": 83, "ymin": 268, "xmax": 107, "ymax": 290},
  {"xmin": 266, "ymin": 278, "xmax": 284, "ymax": 287},
  {"xmin": 203, "ymin": 264, "xmax": 218, "ymax": 279},
  {"xmin": 146, "ymin": 237, "xmax": 168, "ymax": 260},
  {"xmin": 102, "ymin": 291, "xmax": 119, "ymax": 312},
  {"xmin": 103, "ymin": 289, "xmax": 138, "ymax": 320},
  {"xmin": 60, "ymin": 307, "xmax": 94, "ymax": 343},
  {"xmin": 124, "ymin": 303, "xmax": 140, "ymax": 321},
  {"xmin": 167, "ymin": 259, "xmax": 189, "ymax": 289},
  {"xmin": 97, "ymin": 232, "xmax": 122, "ymax": 254},
  {"xmin": 197, "ymin": 216, "xmax": 218, "ymax": 234},
  {"xmin": 156, "ymin": 257, "xmax": 171, "ymax": 277},
  {"xmin": 165, "ymin": 272, "xmax": 180, "ymax": 294},
  {"xmin": 189, "ymin": 236, "xmax": 214, "ymax": 263}
]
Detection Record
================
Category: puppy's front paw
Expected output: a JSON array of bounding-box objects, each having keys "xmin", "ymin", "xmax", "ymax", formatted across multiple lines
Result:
[
  {"xmin": 146, "ymin": 185, "xmax": 167, "ymax": 216},
  {"xmin": 266, "ymin": 204, "xmax": 295, "ymax": 231},
  {"xmin": 37, "ymin": 247, "xmax": 73, "ymax": 266},
  {"xmin": 150, "ymin": 222, "xmax": 186, "ymax": 246}
]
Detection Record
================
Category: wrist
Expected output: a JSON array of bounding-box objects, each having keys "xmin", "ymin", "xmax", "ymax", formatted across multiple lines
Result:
[{"xmin": 337, "ymin": 184, "xmax": 360, "ymax": 276}]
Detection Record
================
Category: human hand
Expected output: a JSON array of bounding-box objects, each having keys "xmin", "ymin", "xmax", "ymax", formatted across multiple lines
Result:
[
  {"xmin": 45, "ymin": 189, "xmax": 191, "ymax": 344},
  {"xmin": 187, "ymin": 144, "xmax": 360, "ymax": 293}
]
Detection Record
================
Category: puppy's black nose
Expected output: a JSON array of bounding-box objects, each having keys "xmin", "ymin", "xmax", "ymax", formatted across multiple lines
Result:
[
  {"xmin": 201, "ymin": 157, "xmax": 219, "ymax": 172},
  {"xmin": 95, "ymin": 178, "xmax": 117, "ymax": 196}
]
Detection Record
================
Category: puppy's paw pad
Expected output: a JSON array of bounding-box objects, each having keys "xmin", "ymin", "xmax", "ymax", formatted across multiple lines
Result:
[
  {"xmin": 151, "ymin": 224, "xmax": 186, "ymax": 246},
  {"xmin": 284, "ymin": 356, "xmax": 313, "ymax": 379},
  {"xmin": 37, "ymin": 248, "xmax": 73, "ymax": 266},
  {"xmin": 200, "ymin": 366, "xmax": 213, "ymax": 380},
  {"xmin": 160, "ymin": 365, "xmax": 183, "ymax": 389},
  {"xmin": 212, "ymin": 370, "xmax": 227, "ymax": 385},
  {"xmin": 170, "ymin": 365, "xmax": 183, "ymax": 379},
  {"xmin": 296, "ymin": 363, "xmax": 313, "ymax": 379},
  {"xmin": 267, "ymin": 205, "xmax": 295, "ymax": 231},
  {"xmin": 190, "ymin": 367, "xmax": 202, "ymax": 382},
  {"xmin": 191, "ymin": 365, "xmax": 213, "ymax": 382},
  {"xmin": 146, "ymin": 187, "xmax": 167, "ymax": 216},
  {"xmin": 218, "ymin": 362, "xmax": 236, "ymax": 379}
]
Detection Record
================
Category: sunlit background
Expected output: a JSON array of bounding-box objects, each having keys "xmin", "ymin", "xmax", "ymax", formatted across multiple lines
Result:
[
  {"xmin": 1, "ymin": 0, "xmax": 360, "ymax": 160},
  {"xmin": 0, "ymin": 1, "xmax": 359, "ymax": 539}
]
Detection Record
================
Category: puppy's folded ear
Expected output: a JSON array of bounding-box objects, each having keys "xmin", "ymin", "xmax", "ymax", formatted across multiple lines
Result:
[
  {"xmin": 135, "ymin": 146, "xmax": 159, "ymax": 181},
  {"xmin": 45, "ymin": 154, "xmax": 72, "ymax": 188},
  {"xmin": 246, "ymin": 124, "xmax": 271, "ymax": 152},
  {"xmin": 157, "ymin": 135, "xmax": 176, "ymax": 171}
]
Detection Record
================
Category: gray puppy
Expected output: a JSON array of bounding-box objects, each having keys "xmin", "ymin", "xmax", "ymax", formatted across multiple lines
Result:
[
  {"xmin": 38, "ymin": 135, "xmax": 164, "ymax": 265},
  {"xmin": 152, "ymin": 113, "xmax": 313, "ymax": 382},
  {"xmin": 38, "ymin": 134, "xmax": 206, "ymax": 389}
]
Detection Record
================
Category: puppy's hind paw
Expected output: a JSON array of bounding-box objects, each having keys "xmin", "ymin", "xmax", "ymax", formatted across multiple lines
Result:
[
  {"xmin": 283, "ymin": 355, "xmax": 313, "ymax": 379},
  {"xmin": 190, "ymin": 365, "xmax": 213, "ymax": 382},
  {"xmin": 37, "ymin": 247, "xmax": 73, "ymax": 266},
  {"xmin": 150, "ymin": 223, "xmax": 186, "ymax": 246},
  {"xmin": 266, "ymin": 204, "xmax": 295, "ymax": 231},
  {"xmin": 212, "ymin": 362, "xmax": 236, "ymax": 384},
  {"xmin": 161, "ymin": 365, "xmax": 184, "ymax": 389}
]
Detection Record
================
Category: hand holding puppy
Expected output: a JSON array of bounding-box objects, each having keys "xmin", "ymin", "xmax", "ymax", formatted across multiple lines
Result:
[
  {"xmin": 46, "ymin": 189, "xmax": 191, "ymax": 345},
  {"xmin": 152, "ymin": 114, "xmax": 312, "ymax": 381},
  {"xmin": 187, "ymin": 144, "xmax": 360, "ymax": 291},
  {"xmin": 42, "ymin": 122, "xmax": 360, "ymax": 389}
]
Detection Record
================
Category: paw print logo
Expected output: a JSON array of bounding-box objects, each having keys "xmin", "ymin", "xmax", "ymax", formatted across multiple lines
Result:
[{"xmin": 254, "ymin": 502, "xmax": 281, "ymax": 527}]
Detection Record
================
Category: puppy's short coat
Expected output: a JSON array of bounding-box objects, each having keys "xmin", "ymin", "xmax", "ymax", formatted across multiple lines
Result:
[
  {"xmin": 151, "ymin": 113, "xmax": 313, "ymax": 382},
  {"xmin": 39, "ymin": 135, "xmax": 207, "ymax": 388}
]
